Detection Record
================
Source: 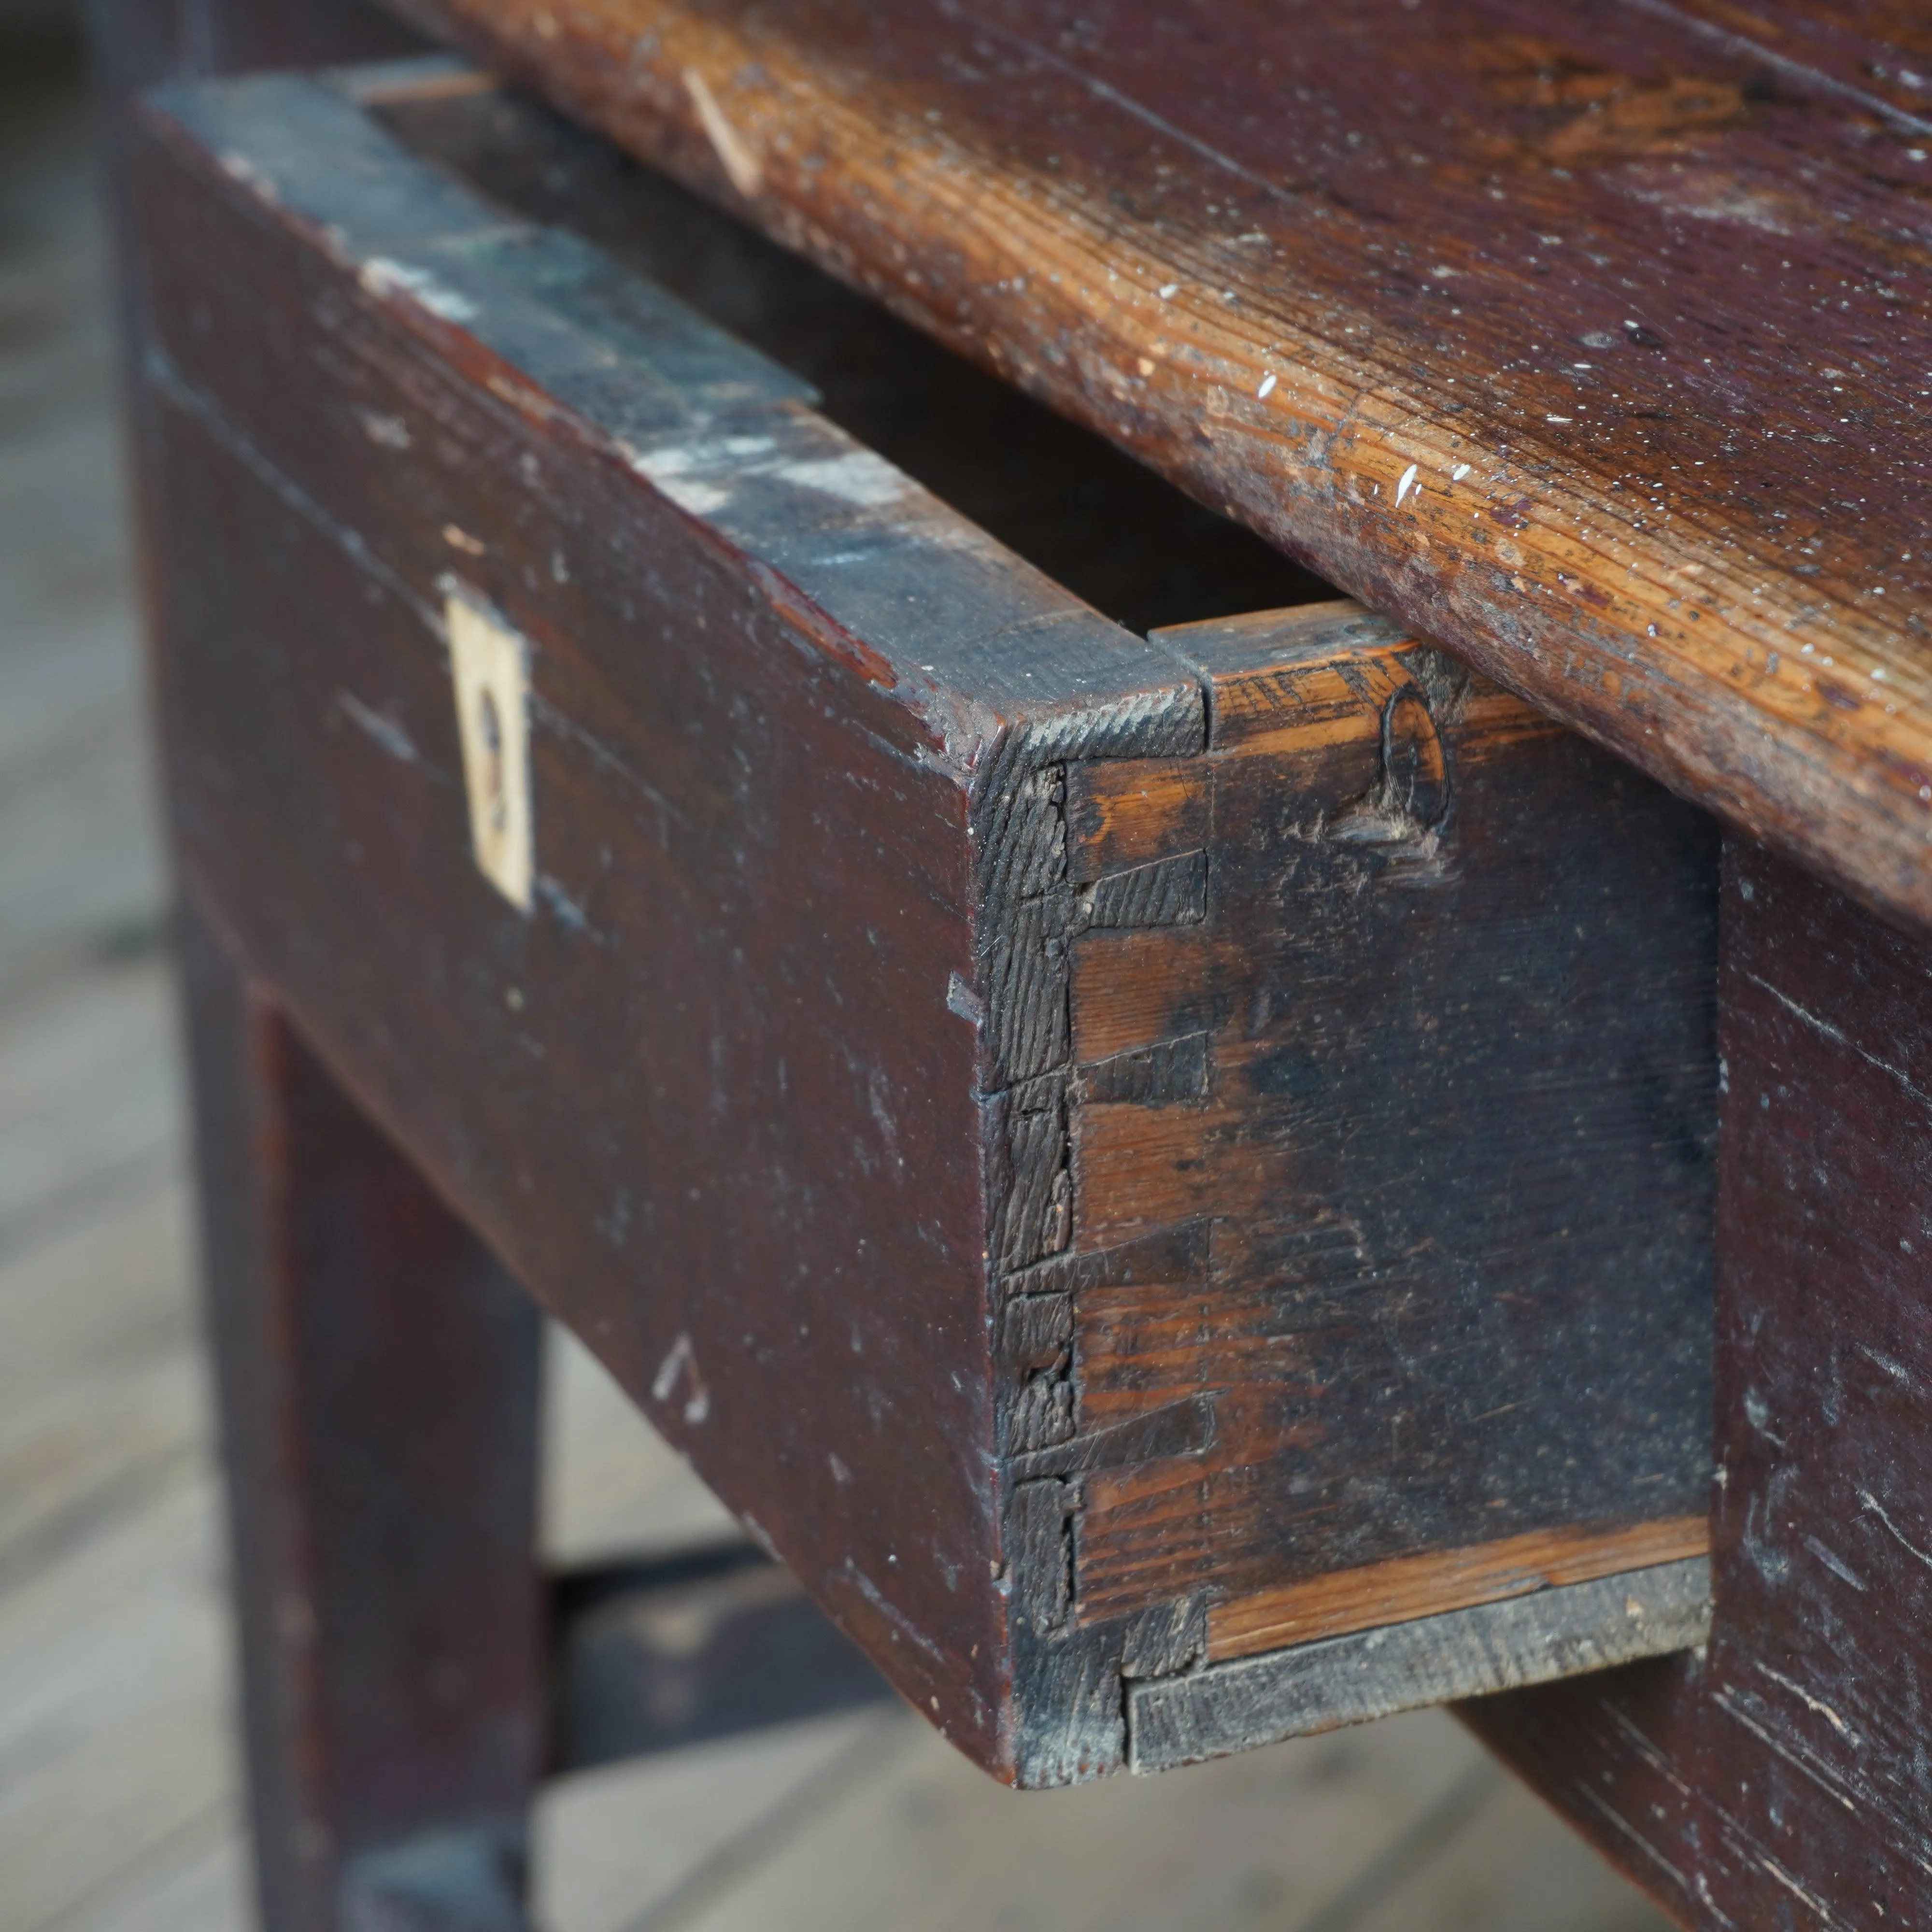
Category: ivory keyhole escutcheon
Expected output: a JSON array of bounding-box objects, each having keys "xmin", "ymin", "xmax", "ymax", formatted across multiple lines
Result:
[{"xmin": 446, "ymin": 589, "xmax": 534, "ymax": 911}]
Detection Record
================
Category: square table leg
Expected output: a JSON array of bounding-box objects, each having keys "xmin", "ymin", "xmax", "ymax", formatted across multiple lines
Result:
[
  {"xmin": 179, "ymin": 896, "xmax": 545, "ymax": 1932},
  {"xmin": 1468, "ymin": 842, "xmax": 1932, "ymax": 1923}
]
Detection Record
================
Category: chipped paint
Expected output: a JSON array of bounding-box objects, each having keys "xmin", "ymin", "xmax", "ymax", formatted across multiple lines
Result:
[
  {"xmin": 946, "ymin": 971, "xmax": 985, "ymax": 1024},
  {"xmin": 772, "ymin": 450, "xmax": 910, "ymax": 508},
  {"xmin": 359, "ymin": 255, "xmax": 479, "ymax": 323},
  {"xmin": 627, "ymin": 444, "xmax": 734, "ymax": 516}
]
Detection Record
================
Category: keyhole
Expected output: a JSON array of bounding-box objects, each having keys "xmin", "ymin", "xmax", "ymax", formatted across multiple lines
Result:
[
  {"xmin": 446, "ymin": 592, "xmax": 532, "ymax": 912},
  {"xmin": 477, "ymin": 687, "xmax": 507, "ymax": 834}
]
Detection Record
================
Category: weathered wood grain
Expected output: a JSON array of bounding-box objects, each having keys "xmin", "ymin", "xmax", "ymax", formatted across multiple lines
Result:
[
  {"xmin": 980, "ymin": 600, "xmax": 1714, "ymax": 1774},
  {"xmin": 1132, "ymin": 1557, "xmax": 1712, "ymax": 1776},
  {"xmin": 1057, "ymin": 604, "xmax": 1718, "ymax": 1649},
  {"xmin": 1468, "ymin": 841, "xmax": 1932, "ymax": 1927},
  {"xmin": 1208, "ymin": 1519, "xmax": 1711, "ymax": 1663},
  {"xmin": 375, "ymin": 0, "xmax": 1932, "ymax": 934}
]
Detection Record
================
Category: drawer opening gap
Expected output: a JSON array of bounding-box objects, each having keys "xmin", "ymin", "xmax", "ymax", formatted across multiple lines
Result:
[{"xmin": 372, "ymin": 80, "xmax": 1337, "ymax": 638}]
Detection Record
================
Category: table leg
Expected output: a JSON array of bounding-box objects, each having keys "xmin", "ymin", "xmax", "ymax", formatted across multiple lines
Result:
[
  {"xmin": 179, "ymin": 896, "xmax": 544, "ymax": 1932},
  {"xmin": 1466, "ymin": 840, "xmax": 1932, "ymax": 1925}
]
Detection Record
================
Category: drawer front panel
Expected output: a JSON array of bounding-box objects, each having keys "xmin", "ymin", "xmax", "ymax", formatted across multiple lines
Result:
[{"xmin": 132, "ymin": 72, "xmax": 1179, "ymax": 1767}]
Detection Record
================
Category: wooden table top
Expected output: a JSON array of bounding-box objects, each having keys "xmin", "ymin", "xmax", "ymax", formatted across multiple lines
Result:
[{"xmin": 389, "ymin": 0, "xmax": 1932, "ymax": 928}]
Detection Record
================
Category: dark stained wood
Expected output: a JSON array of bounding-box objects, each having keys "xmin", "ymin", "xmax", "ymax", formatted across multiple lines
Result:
[
  {"xmin": 178, "ymin": 897, "xmax": 544, "ymax": 1932},
  {"xmin": 1469, "ymin": 840, "xmax": 1932, "ymax": 1928},
  {"xmin": 135, "ymin": 67, "xmax": 1719, "ymax": 1790},
  {"xmin": 1052, "ymin": 601, "xmax": 1719, "ymax": 1657},
  {"xmin": 376, "ymin": 0, "xmax": 1932, "ymax": 934}
]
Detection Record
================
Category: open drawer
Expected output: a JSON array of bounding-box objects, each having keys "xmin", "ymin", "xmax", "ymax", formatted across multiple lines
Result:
[{"xmin": 132, "ymin": 57, "xmax": 1716, "ymax": 1786}]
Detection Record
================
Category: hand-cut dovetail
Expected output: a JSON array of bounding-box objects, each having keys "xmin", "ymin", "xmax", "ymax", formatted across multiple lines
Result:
[{"xmin": 446, "ymin": 590, "xmax": 534, "ymax": 912}]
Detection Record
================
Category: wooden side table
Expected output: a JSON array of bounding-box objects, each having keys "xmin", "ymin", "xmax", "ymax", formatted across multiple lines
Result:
[{"xmin": 100, "ymin": 1, "xmax": 1932, "ymax": 1926}]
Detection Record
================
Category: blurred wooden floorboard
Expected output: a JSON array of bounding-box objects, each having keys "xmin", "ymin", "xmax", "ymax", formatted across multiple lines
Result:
[{"xmin": 0, "ymin": 40, "xmax": 1674, "ymax": 1932}]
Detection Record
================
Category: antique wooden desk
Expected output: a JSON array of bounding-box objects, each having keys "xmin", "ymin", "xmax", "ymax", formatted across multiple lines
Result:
[{"xmin": 102, "ymin": 1, "xmax": 1932, "ymax": 1926}]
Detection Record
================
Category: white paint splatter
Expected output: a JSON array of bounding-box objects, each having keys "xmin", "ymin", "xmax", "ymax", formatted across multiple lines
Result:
[{"xmin": 652, "ymin": 1332, "xmax": 711, "ymax": 1425}]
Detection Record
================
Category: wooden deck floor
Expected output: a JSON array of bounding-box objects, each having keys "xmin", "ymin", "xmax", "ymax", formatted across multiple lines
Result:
[{"xmin": 0, "ymin": 41, "xmax": 1675, "ymax": 1932}]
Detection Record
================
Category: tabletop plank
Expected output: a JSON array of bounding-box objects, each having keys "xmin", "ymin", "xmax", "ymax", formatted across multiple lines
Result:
[{"xmin": 381, "ymin": 0, "xmax": 1932, "ymax": 927}]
